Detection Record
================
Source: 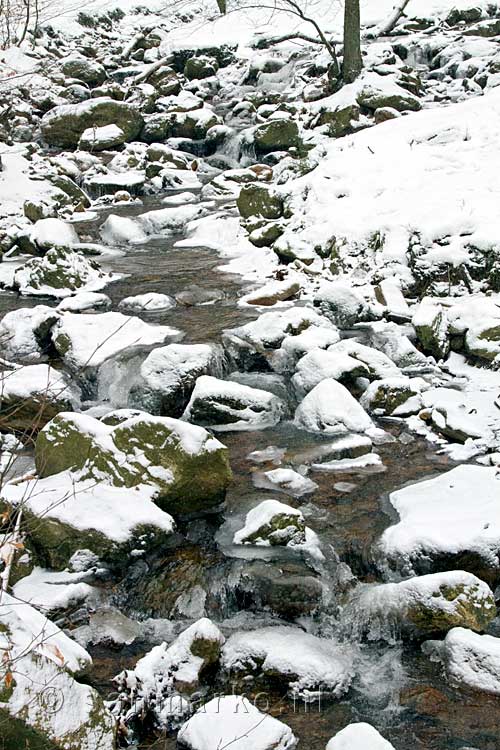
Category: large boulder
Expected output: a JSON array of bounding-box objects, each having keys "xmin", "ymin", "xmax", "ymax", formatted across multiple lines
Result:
[
  {"xmin": 0, "ymin": 592, "xmax": 116, "ymax": 750},
  {"xmin": 294, "ymin": 379, "xmax": 373, "ymax": 435},
  {"xmin": 313, "ymin": 282, "xmax": 381, "ymax": 329},
  {"xmin": 61, "ymin": 55, "xmax": 107, "ymax": 85},
  {"xmin": 236, "ymin": 183, "xmax": 284, "ymax": 220},
  {"xmin": 347, "ymin": 571, "xmax": 496, "ymax": 640},
  {"xmin": 129, "ymin": 343, "xmax": 221, "ymax": 417},
  {"xmin": 356, "ymin": 76, "xmax": 422, "ymax": 112},
  {"xmin": 423, "ymin": 627, "xmax": 500, "ymax": 695},
  {"xmin": 360, "ymin": 376, "xmax": 427, "ymax": 416},
  {"xmin": 0, "ymin": 364, "xmax": 80, "ymax": 434},
  {"xmin": 1, "ymin": 469, "xmax": 176, "ymax": 570},
  {"xmin": 41, "ymin": 97, "xmax": 144, "ymax": 148},
  {"xmin": 250, "ymin": 119, "xmax": 302, "ymax": 154},
  {"xmin": 292, "ymin": 348, "xmax": 368, "ymax": 397},
  {"xmin": 35, "ymin": 411, "xmax": 232, "ymax": 515},
  {"xmin": 183, "ymin": 376, "xmax": 285, "ymax": 431},
  {"xmin": 412, "ymin": 298, "xmax": 450, "ymax": 360},
  {"xmin": 221, "ymin": 626, "xmax": 354, "ymax": 700},
  {"xmin": 379, "ymin": 465, "xmax": 500, "ymax": 582}
]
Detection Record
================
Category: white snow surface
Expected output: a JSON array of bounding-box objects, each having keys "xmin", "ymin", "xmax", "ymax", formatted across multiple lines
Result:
[
  {"xmin": 425, "ymin": 627, "xmax": 500, "ymax": 695},
  {"xmin": 326, "ymin": 722, "xmax": 395, "ymax": 750},
  {"xmin": 118, "ymin": 292, "xmax": 175, "ymax": 312},
  {"xmin": 177, "ymin": 694, "xmax": 297, "ymax": 750},
  {"xmin": 53, "ymin": 311, "xmax": 179, "ymax": 369},
  {"xmin": 295, "ymin": 378, "xmax": 373, "ymax": 435},
  {"xmin": 2, "ymin": 471, "xmax": 175, "ymax": 543},
  {"xmin": 0, "ymin": 363, "xmax": 80, "ymax": 406},
  {"xmin": 380, "ymin": 465, "xmax": 500, "ymax": 568}
]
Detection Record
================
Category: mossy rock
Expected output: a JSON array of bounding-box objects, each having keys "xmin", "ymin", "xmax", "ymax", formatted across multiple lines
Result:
[
  {"xmin": 35, "ymin": 412, "xmax": 232, "ymax": 515},
  {"xmin": 407, "ymin": 581, "xmax": 496, "ymax": 635},
  {"xmin": 252, "ymin": 119, "xmax": 301, "ymax": 154},
  {"xmin": 184, "ymin": 55, "xmax": 218, "ymax": 80},
  {"xmin": 41, "ymin": 97, "xmax": 144, "ymax": 148},
  {"xmin": 237, "ymin": 183, "xmax": 284, "ymax": 220},
  {"xmin": 316, "ymin": 103, "xmax": 360, "ymax": 137},
  {"xmin": 414, "ymin": 306, "xmax": 450, "ymax": 360},
  {"xmin": 61, "ymin": 57, "xmax": 107, "ymax": 86},
  {"xmin": 357, "ymin": 86, "xmax": 421, "ymax": 113}
]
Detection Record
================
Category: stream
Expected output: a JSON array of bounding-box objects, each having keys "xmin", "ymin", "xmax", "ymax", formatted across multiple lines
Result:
[{"xmin": 2, "ymin": 190, "xmax": 500, "ymax": 750}]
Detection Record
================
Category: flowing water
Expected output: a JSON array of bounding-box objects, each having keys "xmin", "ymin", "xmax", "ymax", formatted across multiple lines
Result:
[{"xmin": 2, "ymin": 191, "xmax": 500, "ymax": 750}]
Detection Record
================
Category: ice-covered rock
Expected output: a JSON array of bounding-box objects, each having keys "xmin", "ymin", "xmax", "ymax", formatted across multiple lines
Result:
[
  {"xmin": 13, "ymin": 567, "xmax": 98, "ymax": 614},
  {"xmin": 0, "ymin": 592, "xmax": 116, "ymax": 750},
  {"xmin": 326, "ymin": 723, "xmax": 395, "ymax": 750},
  {"xmin": 345, "ymin": 571, "xmax": 496, "ymax": 641},
  {"xmin": 221, "ymin": 626, "xmax": 354, "ymax": 700},
  {"xmin": 177, "ymin": 694, "xmax": 297, "ymax": 750},
  {"xmin": 35, "ymin": 410, "xmax": 232, "ymax": 516},
  {"xmin": 379, "ymin": 465, "xmax": 500, "ymax": 579},
  {"xmin": 423, "ymin": 627, "xmax": 500, "ymax": 696},
  {"xmin": 57, "ymin": 291, "xmax": 111, "ymax": 312},
  {"xmin": 11, "ymin": 247, "xmax": 119, "ymax": 299},
  {"xmin": 129, "ymin": 343, "xmax": 220, "ymax": 417},
  {"xmin": 183, "ymin": 375, "xmax": 285, "ymax": 431},
  {"xmin": 295, "ymin": 379, "xmax": 373, "ymax": 435},
  {"xmin": 234, "ymin": 499, "xmax": 306, "ymax": 546},
  {"xmin": 100, "ymin": 204, "xmax": 204, "ymax": 244},
  {"xmin": 292, "ymin": 348, "xmax": 368, "ymax": 398},
  {"xmin": 118, "ymin": 292, "xmax": 175, "ymax": 312},
  {"xmin": 0, "ymin": 364, "xmax": 80, "ymax": 432},
  {"xmin": 112, "ymin": 618, "xmax": 224, "ymax": 729},
  {"xmin": 363, "ymin": 322, "xmax": 430, "ymax": 370},
  {"xmin": 52, "ymin": 311, "xmax": 179, "ymax": 391},
  {"xmin": 253, "ymin": 467, "xmax": 318, "ymax": 497},
  {"xmin": 240, "ymin": 277, "xmax": 300, "ymax": 306}
]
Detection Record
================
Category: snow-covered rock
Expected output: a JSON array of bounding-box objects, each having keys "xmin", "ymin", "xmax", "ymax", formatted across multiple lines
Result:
[
  {"xmin": 423, "ymin": 627, "xmax": 500, "ymax": 696},
  {"xmin": 35, "ymin": 410, "xmax": 232, "ymax": 516},
  {"xmin": 11, "ymin": 247, "xmax": 119, "ymax": 299},
  {"xmin": 0, "ymin": 364, "xmax": 80, "ymax": 432},
  {"xmin": 329, "ymin": 340, "xmax": 401, "ymax": 380},
  {"xmin": 253, "ymin": 467, "xmax": 318, "ymax": 497},
  {"xmin": 0, "ymin": 305, "xmax": 60, "ymax": 364},
  {"xmin": 379, "ymin": 465, "xmax": 500, "ymax": 578},
  {"xmin": 223, "ymin": 306, "xmax": 338, "ymax": 373},
  {"xmin": 100, "ymin": 204, "xmax": 204, "ymax": 245},
  {"xmin": 112, "ymin": 618, "xmax": 224, "ymax": 729},
  {"xmin": 129, "ymin": 343, "xmax": 220, "ymax": 417},
  {"xmin": 118, "ymin": 292, "xmax": 175, "ymax": 312},
  {"xmin": 51, "ymin": 311, "xmax": 179, "ymax": 389},
  {"xmin": 313, "ymin": 282, "xmax": 381, "ymax": 329},
  {"xmin": 221, "ymin": 626, "xmax": 354, "ymax": 700},
  {"xmin": 2, "ymin": 470, "xmax": 176, "ymax": 570},
  {"xmin": 412, "ymin": 298, "xmax": 450, "ymax": 361},
  {"xmin": 326, "ymin": 723, "xmax": 395, "ymax": 750},
  {"xmin": 13, "ymin": 567, "xmax": 98, "ymax": 614},
  {"xmin": 345, "ymin": 571, "xmax": 496, "ymax": 641},
  {"xmin": 79, "ymin": 124, "xmax": 127, "ymax": 151},
  {"xmin": 292, "ymin": 348, "xmax": 368, "ymax": 397},
  {"xmin": 0, "ymin": 592, "xmax": 116, "ymax": 750},
  {"xmin": 183, "ymin": 375, "xmax": 285, "ymax": 431},
  {"xmin": 295, "ymin": 379, "xmax": 373, "ymax": 435},
  {"xmin": 360, "ymin": 376, "xmax": 427, "ymax": 416},
  {"xmin": 177, "ymin": 694, "xmax": 297, "ymax": 750},
  {"xmin": 234, "ymin": 499, "xmax": 306, "ymax": 546},
  {"xmin": 56, "ymin": 291, "xmax": 111, "ymax": 312},
  {"xmin": 29, "ymin": 217, "xmax": 79, "ymax": 251}
]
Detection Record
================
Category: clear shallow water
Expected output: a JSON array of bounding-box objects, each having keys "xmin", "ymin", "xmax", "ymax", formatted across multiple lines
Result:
[{"xmin": 5, "ymin": 195, "xmax": 500, "ymax": 750}]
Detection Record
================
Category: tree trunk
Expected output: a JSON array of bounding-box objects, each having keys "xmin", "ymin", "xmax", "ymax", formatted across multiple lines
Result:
[
  {"xmin": 216, "ymin": 0, "xmax": 226, "ymax": 14},
  {"xmin": 343, "ymin": 0, "xmax": 362, "ymax": 84}
]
